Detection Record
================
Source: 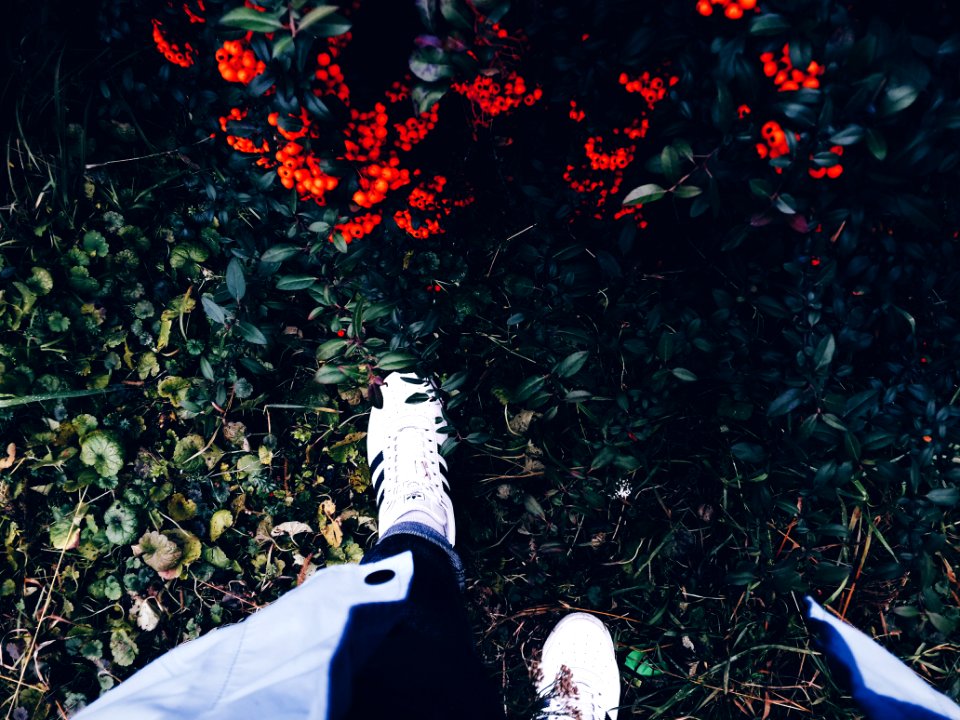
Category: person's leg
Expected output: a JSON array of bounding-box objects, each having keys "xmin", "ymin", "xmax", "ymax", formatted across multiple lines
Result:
[{"xmin": 330, "ymin": 373, "xmax": 505, "ymax": 720}]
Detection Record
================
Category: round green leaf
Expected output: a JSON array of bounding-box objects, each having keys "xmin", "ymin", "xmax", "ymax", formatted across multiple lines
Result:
[
  {"xmin": 80, "ymin": 431, "xmax": 125, "ymax": 477},
  {"xmin": 210, "ymin": 509, "xmax": 234, "ymax": 541},
  {"xmin": 104, "ymin": 502, "xmax": 139, "ymax": 545}
]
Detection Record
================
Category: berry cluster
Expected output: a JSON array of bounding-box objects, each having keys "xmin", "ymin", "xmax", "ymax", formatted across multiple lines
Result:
[
  {"xmin": 756, "ymin": 121, "xmax": 795, "ymax": 162},
  {"xmin": 562, "ymin": 73, "xmax": 658, "ymax": 227},
  {"xmin": 219, "ymin": 107, "xmax": 270, "ymax": 154},
  {"xmin": 618, "ymin": 72, "xmax": 678, "ymax": 110},
  {"xmin": 385, "ymin": 80, "xmax": 409, "ymax": 103},
  {"xmin": 329, "ymin": 212, "xmax": 382, "ymax": 244},
  {"xmin": 809, "ymin": 145, "xmax": 844, "ymax": 179},
  {"xmin": 564, "ymin": 131, "xmax": 640, "ymax": 219},
  {"xmin": 622, "ymin": 118, "xmax": 650, "ymax": 140},
  {"xmin": 344, "ymin": 103, "xmax": 390, "ymax": 162},
  {"xmin": 353, "ymin": 160, "xmax": 412, "ymax": 208},
  {"xmin": 584, "ymin": 135, "xmax": 634, "ymax": 171},
  {"xmin": 612, "ymin": 204, "xmax": 648, "ymax": 228},
  {"xmin": 425, "ymin": 283, "xmax": 443, "ymax": 293},
  {"xmin": 182, "ymin": 0, "xmax": 206, "ymax": 24},
  {"xmin": 216, "ymin": 39, "xmax": 266, "ymax": 84},
  {"xmin": 696, "ymin": 0, "xmax": 757, "ymax": 18},
  {"xmin": 152, "ymin": 20, "xmax": 195, "ymax": 67},
  {"xmin": 393, "ymin": 176, "xmax": 473, "ymax": 239},
  {"xmin": 569, "ymin": 100, "xmax": 585, "ymax": 122},
  {"xmin": 267, "ymin": 110, "xmax": 340, "ymax": 201},
  {"xmin": 761, "ymin": 45, "xmax": 823, "ymax": 91},
  {"xmin": 393, "ymin": 104, "xmax": 439, "ymax": 152},
  {"xmin": 394, "ymin": 209, "xmax": 442, "ymax": 239},
  {"xmin": 315, "ymin": 41, "xmax": 350, "ymax": 104},
  {"xmin": 451, "ymin": 72, "xmax": 542, "ymax": 127}
]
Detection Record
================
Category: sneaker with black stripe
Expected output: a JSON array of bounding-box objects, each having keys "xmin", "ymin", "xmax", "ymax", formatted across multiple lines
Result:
[{"xmin": 366, "ymin": 372, "xmax": 456, "ymax": 545}]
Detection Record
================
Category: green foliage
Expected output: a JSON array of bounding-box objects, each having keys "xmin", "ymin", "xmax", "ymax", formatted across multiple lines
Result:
[{"xmin": 3, "ymin": 0, "xmax": 960, "ymax": 717}]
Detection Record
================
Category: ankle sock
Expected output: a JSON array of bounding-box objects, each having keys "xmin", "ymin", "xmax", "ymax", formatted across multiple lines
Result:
[{"xmin": 393, "ymin": 509, "xmax": 446, "ymax": 537}]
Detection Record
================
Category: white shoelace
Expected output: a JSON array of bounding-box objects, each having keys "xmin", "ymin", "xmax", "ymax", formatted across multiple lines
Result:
[{"xmin": 380, "ymin": 421, "xmax": 449, "ymax": 522}]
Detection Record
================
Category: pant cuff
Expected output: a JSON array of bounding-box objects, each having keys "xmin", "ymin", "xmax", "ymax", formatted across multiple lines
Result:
[{"xmin": 379, "ymin": 521, "xmax": 466, "ymax": 589}]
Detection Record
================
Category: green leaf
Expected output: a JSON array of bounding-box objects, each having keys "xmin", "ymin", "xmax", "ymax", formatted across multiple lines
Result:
[
  {"xmin": 276, "ymin": 275, "xmax": 318, "ymax": 291},
  {"xmin": 200, "ymin": 356, "xmax": 215, "ymax": 381},
  {"xmin": 272, "ymin": 33, "xmax": 294, "ymax": 58},
  {"xmin": 315, "ymin": 365, "xmax": 350, "ymax": 384},
  {"xmin": 412, "ymin": 83, "xmax": 448, "ymax": 115},
  {"xmin": 201, "ymin": 295, "xmax": 230, "ymax": 325},
  {"xmin": 829, "ymin": 125, "xmax": 864, "ymax": 146},
  {"xmin": 623, "ymin": 184, "xmax": 666, "ymax": 206},
  {"xmin": 880, "ymin": 85, "xmax": 918, "ymax": 116},
  {"xmin": 204, "ymin": 545, "xmax": 233, "ymax": 568},
  {"xmin": 750, "ymin": 178, "xmax": 773, "ymax": 197},
  {"xmin": 110, "ymin": 628, "xmax": 139, "ymax": 667},
  {"xmin": 226, "ymin": 258, "xmax": 246, "ymax": 302},
  {"xmin": 83, "ymin": 230, "xmax": 109, "ymax": 257},
  {"xmin": 0, "ymin": 387, "xmax": 123, "ymax": 409},
  {"xmin": 440, "ymin": 0, "xmax": 472, "ymax": 29},
  {"xmin": 49, "ymin": 513, "xmax": 82, "ymax": 550},
  {"xmin": 103, "ymin": 575, "xmax": 122, "ymax": 601},
  {"xmin": 774, "ymin": 194, "xmax": 797, "ymax": 215},
  {"xmin": 660, "ymin": 146, "xmax": 680, "ymax": 183},
  {"xmin": 237, "ymin": 321, "xmax": 269, "ymax": 345},
  {"xmin": 731, "ymin": 442, "xmax": 767, "ymax": 464},
  {"xmin": 104, "ymin": 503, "xmax": 139, "ymax": 545},
  {"xmin": 821, "ymin": 413, "xmax": 847, "ymax": 431},
  {"xmin": 553, "ymin": 350, "xmax": 590, "ymax": 378},
  {"xmin": 378, "ymin": 352, "xmax": 417, "ymax": 372},
  {"xmin": 672, "ymin": 185, "xmax": 703, "ymax": 199},
  {"xmin": 297, "ymin": 5, "xmax": 338, "ymax": 32},
  {"xmin": 926, "ymin": 488, "xmax": 959, "ymax": 507},
  {"xmin": 671, "ymin": 367, "xmax": 698, "ymax": 382},
  {"xmin": 173, "ymin": 434, "xmax": 206, "ymax": 471},
  {"xmin": 865, "ymin": 129, "xmax": 888, "ymax": 160},
  {"xmin": 767, "ymin": 387, "xmax": 803, "ymax": 416},
  {"xmin": 317, "ymin": 338, "xmax": 348, "ymax": 361},
  {"xmin": 210, "ymin": 509, "xmax": 234, "ymax": 541},
  {"xmin": 80, "ymin": 431, "xmax": 125, "ymax": 477},
  {"xmin": 220, "ymin": 7, "xmax": 283, "ymax": 32},
  {"xmin": 750, "ymin": 13, "xmax": 791, "ymax": 35},
  {"xmin": 514, "ymin": 376, "xmax": 546, "ymax": 403},
  {"xmin": 134, "ymin": 531, "xmax": 182, "ymax": 573},
  {"xmin": 893, "ymin": 605, "xmax": 921, "ymax": 618},
  {"xmin": 166, "ymin": 529, "xmax": 202, "ymax": 566},
  {"xmin": 167, "ymin": 493, "xmax": 197, "ymax": 521},
  {"xmin": 523, "ymin": 494, "xmax": 546, "ymax": 520},
  {"xmin": 813, "ymin": 333, "xmax": 836, "ymax": 371},
  {"xmin": 410, "ymin": 56, "xmax": 454, "ymax": 83},
  {"xmin": 261, "ymin": 244, "xmax": 301, "ymax": 263},
  {"xmin": 311, "ymin": 12, "xmax": 351, "ymax": 37},
  {"xmin": 927, "ymin": 611, "xmax": 957, "ymax": 635}
]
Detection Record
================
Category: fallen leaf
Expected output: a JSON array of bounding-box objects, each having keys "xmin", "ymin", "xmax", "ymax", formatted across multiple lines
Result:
[
  {"xmin": 271, "ymin": 521, "xmax": 313, "ymax": 538},
  {"xmin": 321, "ymin": 520, "xmax": 343, "ymax": 548},
  {"xmin": 0, "ymin": 443, "xmax": 16, "ymax": 470}
]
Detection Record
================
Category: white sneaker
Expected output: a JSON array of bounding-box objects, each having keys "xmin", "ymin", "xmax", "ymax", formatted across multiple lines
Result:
[
  {"xmin": 366, "ymin": 372, "xmax": 456, "ymax": 544},
  {"xmin": 536, "ymin": 613, "xmax": 621, "ymax": 720}
]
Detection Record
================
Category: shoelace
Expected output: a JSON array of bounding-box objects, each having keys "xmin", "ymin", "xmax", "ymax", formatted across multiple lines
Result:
[{"xmin": 380, "ymin": 421, "xmax": 448, "ymax": 512}]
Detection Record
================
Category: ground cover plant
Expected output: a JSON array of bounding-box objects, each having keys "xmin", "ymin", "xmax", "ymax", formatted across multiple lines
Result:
[{"xmin": 2, "ymin": 0, "xmax": 960, "ymax": 717}]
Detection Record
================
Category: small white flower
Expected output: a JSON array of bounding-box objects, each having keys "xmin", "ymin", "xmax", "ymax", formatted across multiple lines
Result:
[{"xmin": 611, "ymin": 479, "xmax": 632, "ymax": 500}]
